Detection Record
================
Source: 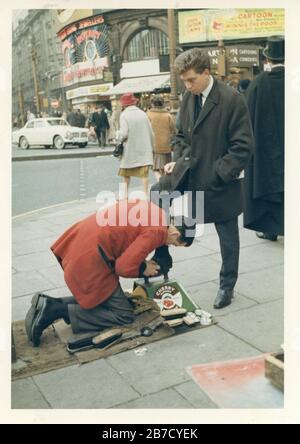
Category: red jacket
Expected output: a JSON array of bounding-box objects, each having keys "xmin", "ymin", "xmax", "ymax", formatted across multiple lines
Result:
[{"xmin": 51, "ymin": 200, "xmax": 168, "ymax": 309}]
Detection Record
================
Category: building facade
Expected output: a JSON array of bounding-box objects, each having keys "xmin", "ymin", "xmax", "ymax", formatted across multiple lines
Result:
[
  {"xmin": 54, "ymin": 9, "xmax": 172, "ymax": 114},
  {"xmin": 12, "ymin": 9, "xmax": 65, "ymax": 123}
]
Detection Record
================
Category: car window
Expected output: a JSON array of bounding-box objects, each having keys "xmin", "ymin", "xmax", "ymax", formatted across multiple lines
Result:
[
  {"xmin": 26, "ymin": 122, "xmax": 34, "ymax": 128},
  {"xmin": 34, "ymin": 121, "xmax": 46, "ymax": 128},
  {"xmin": 47, "ymin": 119, "xmax": 69, "ymax": 126}
]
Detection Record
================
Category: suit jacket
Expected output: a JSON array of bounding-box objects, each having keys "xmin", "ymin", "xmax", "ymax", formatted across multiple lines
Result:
[
  {"xmin": 91, "ymin": 110, "xmax": 110, "ymax": 130},
  {"xmin": 160, "ymin": 78, "xmax": 255, "ymax": 223},
  {"xmin": 51, "ymin": 200, "xmax": 168, "ymax": 309}
]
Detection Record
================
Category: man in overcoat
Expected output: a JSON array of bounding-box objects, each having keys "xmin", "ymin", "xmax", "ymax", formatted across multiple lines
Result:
[
  {"xmin": 25, "ymin": 200, "xmax": 193, "ymax": 346},
  {"xmin": 91, "ymin": 105, "xmax": 110, "ymax": 147},
  {"xmin": 244, "ymin": 36, "xmax": 284, "ymax": 241},
  {"xmin": 152, "ymin": 48, "xmax": 254, "ymax": 309}
]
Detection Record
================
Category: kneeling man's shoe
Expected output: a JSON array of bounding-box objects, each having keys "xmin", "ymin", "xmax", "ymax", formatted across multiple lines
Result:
[
  {"xmin": 30, "ymin": 296, "xmax": 59, "ymax": 347},
  {"xmin": 214, "ymin": 289, "xmax": 234, "ymax": 309},
  {"xmin": 25, "ymin": 293, "xmax": 44, "ymax": 343}
]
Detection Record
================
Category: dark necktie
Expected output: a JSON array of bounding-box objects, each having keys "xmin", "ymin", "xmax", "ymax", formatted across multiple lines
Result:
[{"xmin": 194, "ymin": 93, "xmax": 203, "ymax": 123}]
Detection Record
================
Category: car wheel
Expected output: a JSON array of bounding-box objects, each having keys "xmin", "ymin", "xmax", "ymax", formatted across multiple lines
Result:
[
  {"xmin": 78, "ymin": 143, "xmax": 88, "ymax": 148},
  {"xmin": 53, "ymin": 135, "xmax": 65, "ymax": 150},
  {"xmin": 20, "ymin": 136, "xmax": 29, "ymax": 150}
]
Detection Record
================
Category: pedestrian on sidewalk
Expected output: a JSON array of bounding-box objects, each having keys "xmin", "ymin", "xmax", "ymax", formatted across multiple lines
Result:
[
  {"xmin": 147, "ymin": 95, "xmax": 175, "ymax": 181},
  {"xmin": 66, "ymin": 108, "xmax": 77, "ymax": 126},
  {"xmin": 151, "ymin": 47, "xmax": 254, "ymax": 309},
  {"xmin": 75, "ymin": 109, "xmax": 86, "ymax": 128},
  {"xmin": 116, "ymin": 92, "xmax": 154, "ymax": 198},
  {"xmin": 25, "ymin": 200, "xmax": 193, "ymax": 346},
  {"xmin": 106, "ymin": 105, "xmax": 120, "ymax": 145},
  {"xmin": 91, "ymin": 105, "xmax": 110, "ymax": 148},
  {"xmin": 243, "ymin": 36, "xmax": 285, "ymax": 242}
]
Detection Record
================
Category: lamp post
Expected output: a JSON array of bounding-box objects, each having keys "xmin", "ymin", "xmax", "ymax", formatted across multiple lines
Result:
[
  {"xmin": 167, "ymin": 9, "xmax": 179, "ymax": 115},
  {"xmin": 217, "ymin": 39, "xmax": 226, "ymax": 79},
  {"xmin": 28, "ymin": 35, "xmax": 41, "ymax": 114}
]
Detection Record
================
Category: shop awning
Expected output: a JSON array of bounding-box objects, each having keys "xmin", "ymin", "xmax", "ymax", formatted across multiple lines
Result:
[{"xmin": 103, "ymin": 74, "xmax": 170, "ymax": 96}]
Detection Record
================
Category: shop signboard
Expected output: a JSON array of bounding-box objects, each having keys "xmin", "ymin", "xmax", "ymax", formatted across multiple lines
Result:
[
  {"xmin": 54, "ymin": 9, "xmax": 94, "ymax": 35},
  {"xmin": 178, "ymin": 10, "xmax": 207, "ymax": 44},
  {"xmin": 66, "ymin": 83, "xmax": 113, "ymax": 99},
  {"xmin": 202, "ymin": 45, "xmax": 259, "ymax": 68},
  {"xmin": 57, "ymin": 13, "xmax": 110, "ymax": 88},
  {"xmin": 63, "ymin": 57, "xmax": 109, "ymax": 87},
  {"xmin": 178, "ymin": 9, "xmax": 284, "ymax": 43}
]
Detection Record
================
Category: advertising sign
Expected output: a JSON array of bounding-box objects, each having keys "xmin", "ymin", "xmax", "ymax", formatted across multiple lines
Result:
[
  {"xmin": 178, "ymin": 10, "xmax": 207, "ymax": 44},
  {"xmin": 66, "ymin": 83, "xmax": 113, "ymax": 99},
  {"xmin": 57, "ymin": 13, "xmax": 111, "ymax": 87},
  {"xmin": 178, "ymin": 9, "xmax": 284, "ymax": 43},
  {"xmin": 202, "ymin": 45, "xmax": 259, "ymax": 67},
  {"xmin": 63, "ymin": 57, "xmax": 109, "ymax": 87},
  {"xmin": 55, "ymin": 9, "xmax": 94, "ymax": 34}
]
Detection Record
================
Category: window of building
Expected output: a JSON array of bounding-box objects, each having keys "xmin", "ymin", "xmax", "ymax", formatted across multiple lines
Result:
[{"xmin": 125, "ymin": 29, "xmax": 169, "ymax": 61}]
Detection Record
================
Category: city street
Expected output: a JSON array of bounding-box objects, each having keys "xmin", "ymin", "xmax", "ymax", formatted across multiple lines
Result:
[{"xmin": 12, "ymin": 153, "xmax": 156, "ymax": 216}]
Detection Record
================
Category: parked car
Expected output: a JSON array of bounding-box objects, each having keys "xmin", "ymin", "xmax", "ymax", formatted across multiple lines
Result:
[{"xmin": 12, "ymin": 118, "xmax": 89, "ymax": 149}]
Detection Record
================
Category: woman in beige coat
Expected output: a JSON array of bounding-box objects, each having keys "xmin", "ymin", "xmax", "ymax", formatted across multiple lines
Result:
[
  {"xmin": 147, "ymin": 95, "xmax": 175, "ymax": 181},
  {"xmin": 116, "ymin": 93, "xmax": 154, "ymax": 198}
]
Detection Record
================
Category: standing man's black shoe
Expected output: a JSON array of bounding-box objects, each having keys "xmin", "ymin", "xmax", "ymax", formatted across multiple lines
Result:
[
  {"xmin": 256, "ymin": 232, "xmax": 278, "ymax": 241},
  {"xmin": 214, "ymin": 289, "xmax": 234, "ymax": 309}
]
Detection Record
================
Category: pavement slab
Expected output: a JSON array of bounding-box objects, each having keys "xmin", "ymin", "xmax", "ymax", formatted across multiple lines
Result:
[
  {"xmin": 171, "ymin": 255, "xmax": 222, "ymax": 288},
  {"xmin": 172, "ymin": 241, "xmax": 217, "ymax": 263},
  {"xmin": 235, "ymin": 265, "xmax": 284, "ymax": 303},
  {"xmin": 11, "ymin": 378, "xmax": 50, "ymax": 409},
  {"xmin": 37, "ymin": 266, "xmax": 66, "ymax": 288},
  {"xmin": 114, "ymin": 387, "xmax": 193, "ymax": 409},
  {"xmin": 209, "ymin": 242, "xmax": 283, "ymax": 274},
  {"xmin": 217, "ymin": 299, "xmax": 283, "ymax": 352},
  {"xmin": 12, "ymin": 236, "xmax": 56, "ymax": 256},
  {"xmin": 12, "ymin": 251, "xmax": 57, "ymax": 273},
  {"xmin": 12, "ymin": 270, "xmax": 55, "ymax": 298},
  {"xmin": 107, "ymin": 326, "xmax": 260, "ymax": 396},
  {"xmin": 185, "ymin": 281, "xmax": 258, "ymax": 317},
  {"xmin": 12, "ymin": 225, "xmax": 55, "ymax": 242},
  {"xmin": 33, "ymin": 360, "xmax": 140, "ymax": 409},
  {"xmin": 173, "ymin": 380, "xmax": 218, "ymax": 408}
]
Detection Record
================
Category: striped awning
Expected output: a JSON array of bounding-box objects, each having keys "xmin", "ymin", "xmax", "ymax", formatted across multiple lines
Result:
[{"xmin": 103, "ymin": 74, "xmax": 170, "ymax": 96}]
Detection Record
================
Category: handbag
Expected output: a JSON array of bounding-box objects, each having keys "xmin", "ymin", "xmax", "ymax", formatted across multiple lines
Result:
[{"xmin": 113, "ymin": 142, "xmax": 124, "ymax": 158}]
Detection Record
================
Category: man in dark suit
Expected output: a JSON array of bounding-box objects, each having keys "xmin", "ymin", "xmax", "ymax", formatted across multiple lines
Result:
[
  {"xmin": 75, "ymin": 109, "xmax": 86, "ymax": 128},
  {"xmin": 151, "ymin": 48, "xmax": 254, "ymax": 309},
  {"xmin": 91, "ymin": 105, "xmax": 110, "ymax": 147},
  {"xmin": 244, "ymin": 36, "xmax": 284, "ymax": 242}
]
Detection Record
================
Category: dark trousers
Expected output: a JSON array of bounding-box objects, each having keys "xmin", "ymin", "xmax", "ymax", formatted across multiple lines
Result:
[
  {"xmin": 95, "ymin": 128, "xmax": 107, "ymax": 146},
  {"xmin": 61, "ymin": 286, "xmax": 135, "ymax": 334},
  {"xmin": 150, "ymin": 182, "xmax": 240, "ymax": 291}
]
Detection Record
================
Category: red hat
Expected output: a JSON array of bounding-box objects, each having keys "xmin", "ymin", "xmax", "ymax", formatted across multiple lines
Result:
[{"xmin": 120, "ymin": 92, "xmax": 137, "ymax": 107}]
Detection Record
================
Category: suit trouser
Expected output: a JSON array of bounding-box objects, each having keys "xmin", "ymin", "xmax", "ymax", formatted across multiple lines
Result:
[
  {"xmin": 60, "ymin": 285, "xmax": 135, "ymax": 334},
  {"xmin": 95, "ymin": 128, "xmax": 107, "ymax": 146},
  {"xmin": 150, "ymin": 182, "xmax": 240, "ymax": 291}
]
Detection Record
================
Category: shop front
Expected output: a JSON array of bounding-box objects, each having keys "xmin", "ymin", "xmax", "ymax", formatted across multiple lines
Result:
[
  {"xmin": 56, "ymin": 12, "xmax": 113, "ymax": 112},
  {"xmin": 66, "ymin": 83, "xmax": 113, "ymax": 114}
]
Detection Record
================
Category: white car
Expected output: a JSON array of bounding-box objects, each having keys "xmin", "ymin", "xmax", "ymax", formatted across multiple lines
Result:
[{"xmin": 12, "ymin": 118, "xmax": 89, "ymax": 149}]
